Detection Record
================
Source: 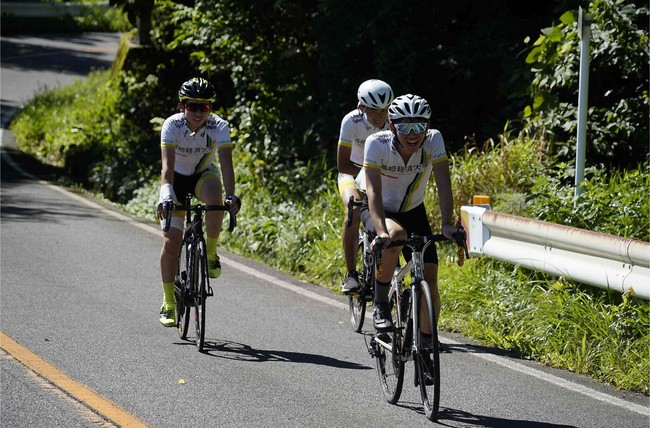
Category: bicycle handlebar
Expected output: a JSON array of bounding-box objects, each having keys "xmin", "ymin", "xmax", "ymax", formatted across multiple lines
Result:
[
  {"xmin": 162, "ymin": 200, "xmax": 237, "ymax": 233},
  {"xmin": 376, "ymin": 226, "xmax": 469, "ymax": 267}
]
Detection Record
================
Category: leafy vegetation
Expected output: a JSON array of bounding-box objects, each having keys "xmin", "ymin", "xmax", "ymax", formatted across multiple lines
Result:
[
  {"xmin": 8, "ymin": 0, "xmax": 649, "ymax": 394},
  {"xmin": 1, "ymin": 0, "xmax": 131, "ymax": 33},
  {"xmin": 523, "ymin": 0, "xmax": 649, "ymax": 168}
]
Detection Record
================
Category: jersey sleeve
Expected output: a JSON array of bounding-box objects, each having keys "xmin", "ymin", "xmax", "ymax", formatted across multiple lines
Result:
[
  {"xmin": 362, "ymin": 133, "xmax": 384, "ymax": 170},
  {"xmin": 160, "ymin": 116, "xmax": 176, "ymax": 149},
  {"xmin": 427, "ymin": 130, "xmax": 448, "ymax": 165},
  {"xmin": 213, "ymin": 118, "xmax": 233, "ymax": 150},
  {"xmin": 338, "ymin": 114, "xmax": 354, "ymax": 148}
]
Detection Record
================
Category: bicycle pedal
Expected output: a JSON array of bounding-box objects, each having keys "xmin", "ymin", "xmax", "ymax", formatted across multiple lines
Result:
[{"xmin": 207, "ymin": 286, "xmax": 214, "ymax": 297}]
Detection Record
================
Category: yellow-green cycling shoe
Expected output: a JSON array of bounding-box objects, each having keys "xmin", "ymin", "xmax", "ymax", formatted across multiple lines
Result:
[
  {"xmin": 159, "ymin": 303, "xmax": 176, "ymax": 327},
  {"xmin": 208, "ymin": 255, "xmax": 221, "ymax": 278}
]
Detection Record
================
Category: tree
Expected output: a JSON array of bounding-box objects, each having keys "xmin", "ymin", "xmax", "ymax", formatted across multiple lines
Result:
[{"xmin": 109, "ymin": 0, "xmax": 155, "ymax": 45}]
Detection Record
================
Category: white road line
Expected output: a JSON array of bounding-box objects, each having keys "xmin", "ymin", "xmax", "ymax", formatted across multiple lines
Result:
[{"xmin": 2, "ymin": 141, "xmax": 648, "ymax": 417}]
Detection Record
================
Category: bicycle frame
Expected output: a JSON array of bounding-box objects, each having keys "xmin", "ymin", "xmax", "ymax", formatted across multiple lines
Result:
[
  {"xmin": 370, "ymin": 228, "xmax": 468, "ymax": 421},
  {"xmin": 162, "ymin": 193, "xmax": 236, "ymax": 352}
]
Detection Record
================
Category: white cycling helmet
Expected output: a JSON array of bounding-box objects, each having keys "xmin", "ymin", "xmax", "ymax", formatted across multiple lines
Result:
[
  {"xmin": 388, "ymin": 94, "xmax": 432, "ymax": 121},
  {"xmin": 357, "ymin": 79, "xmax": 394, "ymax": 109}
]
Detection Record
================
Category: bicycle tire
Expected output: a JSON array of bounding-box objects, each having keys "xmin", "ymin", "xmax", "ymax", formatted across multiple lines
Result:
[
  {"xmin": 194, "ymin": 238, "xmax": 207, "ymax": 352},
  {"xmin": 349, "ymin": 239, "xmax": 366, "ymax": 332},
  {"xmin": 416, "ymin": 280, "xmax": 440, "ymax": 421},
  {"xmin": 175, "ymin": 241, "xmax": 191, "ymax": 340},
  {"xmin": 375, "ymin": 287, "xmax": 405, "ymax": 404}
]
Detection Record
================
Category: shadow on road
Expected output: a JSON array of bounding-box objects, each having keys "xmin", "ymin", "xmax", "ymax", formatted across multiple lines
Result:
[
  {"xmin": 184, "ymin": 338, "xmax": 372, "ymax": 370},
  {"xmin": 437, "ymin": 407, "xmax": 576, "ymax": 428},
  {"xmin": 1, "ymin": 35, "xmax": 116, "ymax": 75}
]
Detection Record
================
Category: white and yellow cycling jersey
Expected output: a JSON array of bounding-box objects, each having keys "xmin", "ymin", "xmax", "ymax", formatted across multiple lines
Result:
[
  {"xmin": 338, "ymin": 109, "xmax": 389, "ymax": 167},
  {"xmin": 358, "ymin": 129, "xmax": 448, "ymax": 213},
  {"xmin": 160, "ymin": 112, "xmax": 232, "ymax": 176}
]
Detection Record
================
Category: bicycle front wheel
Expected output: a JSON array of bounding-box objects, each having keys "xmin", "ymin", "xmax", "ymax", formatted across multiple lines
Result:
[
  {"xmin": 193, "ymin": 238, "xmax": 207, "ymax": 352},
  {"xmin": 416, "ymin": 280, "xmax": 440, "ymax": 421},
  {"xmin": 175, "ymin": 241, "xmax": 191, "ymax": 340},
  {"xmin": 375, "ymin": 287, "xmax": 405, "ymax": 404},
  {"xmin": 349, "ymin": 239, "xmax": 366, "ymax": 332}
]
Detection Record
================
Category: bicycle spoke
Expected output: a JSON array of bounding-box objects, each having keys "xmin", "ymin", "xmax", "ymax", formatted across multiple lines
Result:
[
  {"xmin": 194, "ymin": 239, "xmax": 207, "ymax": 352},
  {"xmin": 416, "ymin": 280, "xmax": 440, "ymax": 421},
  {"xmin": 375, "ymin": 288, "xmax": 404, "ymax": 404},
  {"xmin": 175, "ymin": 242, "xmax": 191, "ymax": 340}
]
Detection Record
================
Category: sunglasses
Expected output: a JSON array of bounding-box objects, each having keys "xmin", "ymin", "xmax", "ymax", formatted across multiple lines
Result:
[
  {"xmin": 185, "ymin": 102, "xmax": 210, "ymax": 113},
  {"xmin": 394, "ymin": 122, "xmax": 428, "ymax": 134}
]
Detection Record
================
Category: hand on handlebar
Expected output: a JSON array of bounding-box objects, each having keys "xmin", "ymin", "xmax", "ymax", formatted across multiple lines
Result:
[
  {"xmin": 156, "ymin": 199, "xmax": 174, "ymax": 221},
  {"xmin": 442, "ymin": 224, "xmax": 457, "ymax": 243},
  {"xmin": 225, "ymin": 195, "xmax": 242, "ymax": 215},
  {"xmin": 371, "ymin": 232, "xmax": 391, "ymax": 252}
]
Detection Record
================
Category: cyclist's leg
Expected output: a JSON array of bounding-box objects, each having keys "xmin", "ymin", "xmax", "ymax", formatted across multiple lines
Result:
[
  {"xmin": 393, "ymin": 204, "xmax": 440, "ymax": 333},
  {"xmin": 373, "ymin": 216, "xmax": 406, "ymax": 331},
  {"xmin": 196, "ymin": 167, "xmax": 224, "ymax": 278},
  {"xmin": 160, "ymin": 223, "xmax": 183, "ymax": 326},
  {"xmin": 339, "ymin": 173, "xmax": 362, "ymax": 292},
  {"xmin": 421, "ymin": 263, "xmax": 440, "ymax": 335}
]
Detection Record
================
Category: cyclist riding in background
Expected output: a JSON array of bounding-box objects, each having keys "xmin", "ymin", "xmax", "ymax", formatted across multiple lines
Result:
[
  {"xmin": 337, "ymin": 79, "xmax": 394, "ymax": 295},
  {"xmin": 357, "ymin": 94, "xmax": 456, "ymax": 332},
  {"xmin": 156, "ymin": 77, "xmax": 241, "ymax": 327}
]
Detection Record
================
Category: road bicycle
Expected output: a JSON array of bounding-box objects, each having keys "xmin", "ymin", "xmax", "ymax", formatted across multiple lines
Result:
[
  {"xmin": 345, "ymin": 196, "xmax": 375, "ymax": 333},
  {"xmin": 368, "ymin": 227, "xmax": 468, "ymax": 421},
  {"xmin": 163, "ymin": 194, "xmax": 236, "ymax": 352}
]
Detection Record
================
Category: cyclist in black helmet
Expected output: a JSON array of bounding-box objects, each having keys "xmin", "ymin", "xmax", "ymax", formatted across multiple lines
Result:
[{"xmin": 156, "ymin": 77, "xmax": 241, "ymax": 327}]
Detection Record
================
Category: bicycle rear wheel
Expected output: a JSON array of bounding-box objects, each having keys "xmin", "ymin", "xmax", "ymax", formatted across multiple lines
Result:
[
  {"xmin": 175, "ymin": 241, "xmax": 191, "ymax": 340},
  {"xmin": 194, "ymin": 238, "xmax": 207, "ymax": 352},
  {"xmin": 416, "ymin": 280, "xmax": 440, "ymax": 421},
  {"xmin": 348, "ymin": 239, "xmax": 366, "ymax": 332},
  {"xmin": 375, "ymin": 288, "xmax": 405, "ymax": 404}
]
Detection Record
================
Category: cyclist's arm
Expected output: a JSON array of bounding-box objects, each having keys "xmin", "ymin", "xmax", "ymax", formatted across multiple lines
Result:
[
  {"xmin": 431, "ymin": 158, "xmax": 455, "ymax": 241},
  {"xmin": 161, "ymin": 145, "xmax": 175, "ymax": 187},
  {"xmin": 337, "ymin": 143, "xmax": 361, "ymax": 176},
  {"xmin": 365, "ymin": 166, "xmax": 390, "ymax": 243},
  {"xmin": 217, "ymin": 146, "xmax": 240, "ymax": 214}
]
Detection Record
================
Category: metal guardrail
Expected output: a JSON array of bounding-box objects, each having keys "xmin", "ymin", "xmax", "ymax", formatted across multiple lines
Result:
[
  {"xmin": 1, "ymin": 2, "xmax": 109, "ymax": 18},
  {"xmin": 461, "ymin": 205, "xmax": 650, "ymax": 300}
]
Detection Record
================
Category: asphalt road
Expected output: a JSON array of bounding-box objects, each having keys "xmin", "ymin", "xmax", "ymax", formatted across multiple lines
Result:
[{"xmin": 1, "ymin": 33, "xmax": 648, "ymax": 428}]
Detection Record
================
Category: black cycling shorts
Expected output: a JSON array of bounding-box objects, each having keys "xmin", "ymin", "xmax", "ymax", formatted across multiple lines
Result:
[
  {"xmin": 173, "ymin": 170, "xmax": 203, "ymax": 200},
  {"xmin": 360, "ymin": 200, "xmax": 438, "ymax": 264}
]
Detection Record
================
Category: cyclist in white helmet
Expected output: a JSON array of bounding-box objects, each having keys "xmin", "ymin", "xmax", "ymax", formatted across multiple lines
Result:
[
  {"xmin": 156, "ymin": 77, "xmax": 241, "ymax": 327},
  {"xmin": 358, "ymin": 94, "xmax": 456, "ymax": 333},
  {"xmin": 337, "ymin": 79, "xmax": 394, "ymax": 294}
]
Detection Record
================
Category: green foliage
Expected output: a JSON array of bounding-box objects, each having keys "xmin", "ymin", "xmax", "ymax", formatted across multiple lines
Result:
[
  {"xmin": 526, "ymin": 164, "xmax": 650, "ymax": 240},
  {"xmin": 434, "ymin": 128, "xmax": 549, "ymax": 223},
  {"xmin": 439, "ymin": 258, "xmax": 650, "ymax": 394},
  {"xmin": 1, "ymin": 1, "xmax": 131, "ymax": 33},
  {"xmin": 10, "ymin": 70, "xmax": 164, "ymax": 204},
  {"xmin": 523, "ymin": 0, "xmax": 649, "ymax": 168}
]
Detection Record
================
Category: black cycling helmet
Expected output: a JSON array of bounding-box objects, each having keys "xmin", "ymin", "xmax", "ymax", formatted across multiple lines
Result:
[{"xmin": 178, "ymin": 77, "xmax": 216, "ymax": 102}]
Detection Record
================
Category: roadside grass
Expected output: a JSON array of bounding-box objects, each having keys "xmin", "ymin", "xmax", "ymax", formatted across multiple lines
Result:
[
  {"xmin": 9, "ymin": 69, "xmax": 650, "ymax": 395},
  {"xmin": 1, "ymin": 1, "xmax": 131, "ymax": 34},
  {"xmin": 439, "ymin": 258, "xmax": 649, "ymax": 394}
]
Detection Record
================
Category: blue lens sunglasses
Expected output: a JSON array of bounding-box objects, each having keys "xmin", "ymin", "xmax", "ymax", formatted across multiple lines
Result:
[{"xmin": 394, "ymin": 122, "xmax": 427, "ymax": 134}]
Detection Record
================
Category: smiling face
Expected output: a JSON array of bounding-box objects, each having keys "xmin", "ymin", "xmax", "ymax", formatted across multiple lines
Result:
[
  {"xmin": 181, "ymin": 99, "xmax": 211, "ymax": 131},
  {"xmin": 390, "ymin": 117, "xmax": 429, "ymax": 156},
  {"xmin": 361, "ymin": 105, "xmax": 389, "ymax": 128}
]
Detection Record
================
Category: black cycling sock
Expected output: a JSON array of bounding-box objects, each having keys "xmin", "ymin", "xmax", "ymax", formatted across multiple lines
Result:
[{"xmin": 374, "ymin": 280, "xmax": 391, "ymax": 304}]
